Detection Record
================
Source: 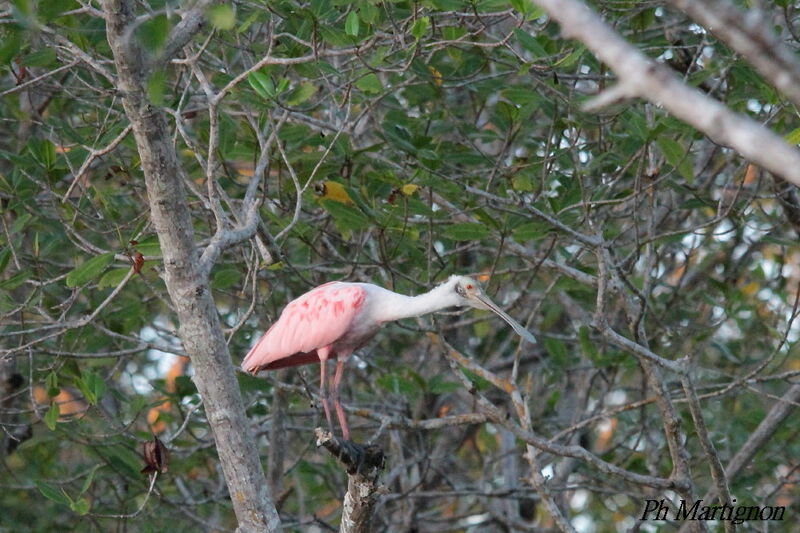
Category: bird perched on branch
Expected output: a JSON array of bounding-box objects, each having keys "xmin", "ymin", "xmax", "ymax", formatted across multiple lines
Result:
[{"xmin": 242, "ymin": 275, "xmax": 536, "ymax": 440}]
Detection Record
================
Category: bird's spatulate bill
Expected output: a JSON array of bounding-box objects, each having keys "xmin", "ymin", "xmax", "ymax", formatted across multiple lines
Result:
[{"xmin": 474, "ymin": 293, "xmax": 538, "ymax": 344}]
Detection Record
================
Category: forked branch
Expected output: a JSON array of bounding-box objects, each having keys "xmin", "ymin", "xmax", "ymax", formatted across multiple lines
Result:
[{"xmin": 315, "ymin": 429, "xmax": 385, "ymax": 533}]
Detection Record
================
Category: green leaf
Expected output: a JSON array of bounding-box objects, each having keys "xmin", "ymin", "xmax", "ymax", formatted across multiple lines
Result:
[
  {"xmin": 44, "ymin": 402, "xmax": 59, "ymax": 431},
  {"xmin": 321, "ymin": 199, "xmax": 371, "ymax": 231},
  {"xmin": 75, "ymin": 370, "xmax": 105, "ymax": 405},
  {"xmin": 22, "ymin": 48, "xmax": 56, "ymax": 68},
  {"xmin": 89, "ymin": 371, "xmax": 106, "ymax": 403},
  {"xmin": 657, "ymin": 137, "xmax": 694, "ymax": 182},
  {"xmin": 376, "ymin": 372, "xmax": 423, "ymax": 397},
  {"xmin": 36, "ymin": 139, "xmax": 56, "ymax": 170},
  {"xmin": 411, "ymin": 16, "xmax": 429, "ymax": 40},
  {"xmin": 207, "ymin": 4, "xmax": 236, "ymax": 30},
  {"xmin": 70, "ymin": 497, "xmax": 90, "ymax": 516},
  {"xmin": 360, "ymin": 2, "xmax": 379, "ymax": 23},
  {"xmin": 46, "ymin": 371, "xmax": 60, "ymax": 398},
  {"xmin": 285, "ymin": 82, "xmax": 317, "ymax": 106},
  {"xmin": 503, "ymin": 87, "xmax": 539, "ymax": 107},
  {"xmin": 345, "ymin": 11, "xmax": 360, "ymax": 37},
  {"xmin": 103, "ymin": 445, "xmax": 142, "ymax": 479},
  {"xmin": 276, "ymin": 77, "xmax": 289, "ymax": 94},
  {"xmin": 555, "ymin": 45, "xmax": 585, "ymax": 68},
  {"xmin": 428, "ymin": 376, "xmax": 461, "ymax": 394},
  {"xmin": 147, "ymin": 70, "xmax": 166, "ymax": 106},
  {"xmin": 785, "ymin": 127, "xmax": 800, "ymax": 145},
  {"xmin": 578, "ymin": 325, "xmax": 600, "ymax": 363},
  {"xmin": 443, "ymin": 222, "xmax": 490, "ymax": 241},
  {"xmin": 542, "ymin": 337, "xmax": 568, "ymax": 366},
  {"xmin": 66, "ymin": 252, "xmax": 114, "ymax": 287},
  {"xmin": 511, "ymin": 174, "xmax": 534, "ymax": 192},
  {"xmin": 37, "ymin": 0, "xmax": 72, "ymax": 22},
  {"xmin": 98, "ymin": 267, "xmax": 131, "ymax": 289},
  {"xmin": 0, "ymin": 29, "xmax": 22, "ymax": 65},
  {"xmin": 319, "ymin": 25, "xmax": 349, "ymax": 46},
  {"xmin": 0, "ymin": 269, "xmax": 29, "ymax": 290},
  {"xmin": 211, "ymin": 267, "xmax": 241, "ymax": 289},
  {"xmin": 138, "ymin": 14, "xmax": 170, "ymax": 52},
  {"xmin": 11, "ymin": 213, "xmax": 32, "ymax": 234},
  {"xmin": 356, "ymin": 73, "xmax": 382, "ymax": 94},
  {"xmin": 35, "ymin": 481, "xmax": 71, "ymax": 506},
  {"xmin": 512, "ymin": 221, "xmax": 548, "ymax": 242},
  {"xmin": 248, "ymin": 71, "xmax": 274, "ymax": 99},
  {"xmin": 0, "ymin": 248, "xmax": 10, "ymax": 275},
  {"xmin": 631, "ymin": 8, "xmax": 655, "ymax": 32},
  {"xmin": 133, "ymin": 237, "xmax": 161, "ymax": 257},
  {"xmin": 513, "ymin": 28, "xmax": 547, "ymax": 57},
  {"xmin": 237, "ymin": 10, "xmax": 259, "ymax": 34},
  {"xmin": 442, "ymin": 26, "xmax": 465, "ymax": 40},
  {"xmin": 678, "ymin": 159, "xmax": 694, "ymax": 183},
  {"xmin": 461, "ymin": 369, "xmax": 490, "ymax": 391},
  {"xmin": 656, "ymin": 137, "xmax": 685, "ymax": 166},
  {"xmin": 173, "ymin": 375, "xmax": 198, "ymax": 398},
  {"xmin": 509, "ymin": 0, "xmax": 530, "ymax": 15}
]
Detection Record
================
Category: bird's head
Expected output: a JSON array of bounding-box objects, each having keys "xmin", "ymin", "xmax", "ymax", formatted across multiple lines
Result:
[
  {"xmin": 446, "ymin": 275, "xmax": 538, "ymax": 344},
  {"xmin": 447, "ymin": 275, "xmax": 490, "ymax": 310}
]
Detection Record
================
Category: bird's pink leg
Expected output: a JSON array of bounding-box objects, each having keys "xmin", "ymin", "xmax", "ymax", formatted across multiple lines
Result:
[
  {"xmin": 317, "ymin": 348, "xmax": 333, "ymax": 432},
  {"xmin": 331, "ymin": 356, "xmax": 349, "ymax": 441}
]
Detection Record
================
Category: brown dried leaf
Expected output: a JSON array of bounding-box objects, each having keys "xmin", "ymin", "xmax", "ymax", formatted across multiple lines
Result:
[
  {"xmin": 141, "ymin": 435, "xmax": 169, "ymax": 474},
  {"xmin": 132, "ymin": 252, "xmax": 144, "ymax": 274}
]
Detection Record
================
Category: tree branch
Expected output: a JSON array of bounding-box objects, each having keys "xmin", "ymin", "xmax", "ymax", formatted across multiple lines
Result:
[
  {"xmin": 678, "ymin": 383, "xmax": 800, "ymax": 533},
  {"xmin": 680, "ymin": 369, "xmax": 733, "ymax": 533},
  {"xmin": 314, "ymin": 429, "xmax": 385, "ymax": 533},
  {"xmin": 158, "ymin": 0, "xmax": 215, "ymax": 67},
  {"xmin": 531, "ymin": 0, "xmax": 800, "ymax": 186},
  {"xmin": 667, "ymin": 0, "xmax": 800, "ymax": 109},
  {"xmin": 101, "ymin": 1, "xmax": 281, "ymax": 531}
]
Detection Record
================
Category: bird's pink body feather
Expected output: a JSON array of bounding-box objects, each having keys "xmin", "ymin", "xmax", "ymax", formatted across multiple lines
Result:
[{"xmin": 242, "ymin": 282, "xmax": 369, "ymax": 374}]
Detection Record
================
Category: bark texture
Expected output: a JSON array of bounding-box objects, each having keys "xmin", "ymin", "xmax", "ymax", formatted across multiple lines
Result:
[
  {"xmin": 315, "ymin": 429, "xmax": 385, "ymax": 533},
  {"xmin": 101, "ymin": 2, "xmax": 281, "ymax": 531}
]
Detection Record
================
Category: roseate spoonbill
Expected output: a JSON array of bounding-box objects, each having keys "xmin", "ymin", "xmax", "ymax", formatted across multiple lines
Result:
[{"xmin": 242, "ymin": 275, "xmax": 536, "ymax": 440}]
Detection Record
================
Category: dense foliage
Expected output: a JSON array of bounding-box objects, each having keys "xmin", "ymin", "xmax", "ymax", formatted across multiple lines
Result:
[{"xmin": 1, "ymin": 0, "xmax": 798, "ymax": 531}]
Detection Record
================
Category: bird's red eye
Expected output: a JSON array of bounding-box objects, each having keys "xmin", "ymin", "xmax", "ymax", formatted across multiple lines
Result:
[{"xmin": 466, "ymin": 284, "xmax": 473, "ymax": 289}]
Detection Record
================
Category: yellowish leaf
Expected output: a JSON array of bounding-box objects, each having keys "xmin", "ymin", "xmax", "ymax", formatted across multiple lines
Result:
[
  {"xmin": 318, "ymin": 180, "xmax": 353, "ymax": 204},
  {"xmin": 428, "ymin": 65, "xmax": 442, "ymax": 87},
  {"xmin": 741, "ymin": 281, "xmax": 759, "ymax": 297},
  {"xmin": 401, "ymin": 184, "xmax": 419, "ymax": 196}
]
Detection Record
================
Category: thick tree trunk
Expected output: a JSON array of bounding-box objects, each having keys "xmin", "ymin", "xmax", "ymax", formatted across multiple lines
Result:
[{"xmin": 101, "ymin": 2, "xmax": 281, "ymax": 531}]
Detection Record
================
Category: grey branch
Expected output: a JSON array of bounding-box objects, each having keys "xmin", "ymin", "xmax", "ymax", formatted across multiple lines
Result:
[
  {"xmin": 678, "ymin": 383, "xmax": 800, "ymax": 533},
  {"xmin": 680, "ymin": 371, "xmax": 734, "ymax": 533},
  {"xmin": 531, "ymin": 0, "xmax": 800, "ymax": 186},
  {"xmin": 772, "ymin": 176, "xmax": 800, "ymax": 237},
  {"xmin": 667, "ymin": 0, "xmax": 800, "ymax": 109},
  {"xmin": 437, "ymin": 336, "xmax": 676, "ymax": 491},
  {"xmin": 314, "ymin": 429, "xmax": 385, "ymax": 533},
  {"xmin": 717, "ymin": 383, "xmax": 800, "ymax": 491},
  {"xmin": 101, "ymin": 1, "xmax": 282, "ymax": 531},
  {"xmin": 158, "ymin": 0, "xmax": 215, "ymax": 68}
]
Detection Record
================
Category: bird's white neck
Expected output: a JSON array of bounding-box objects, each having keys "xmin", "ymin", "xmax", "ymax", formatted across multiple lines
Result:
[{"xmin": 371, "ymin": 282, "xmax": 461, "ymax": 323}]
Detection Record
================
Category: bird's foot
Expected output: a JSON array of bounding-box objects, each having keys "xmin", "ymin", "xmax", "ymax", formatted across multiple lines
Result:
[{"xmin": 314, "ymin": 428, "xmax": 385, "ymax": 476}]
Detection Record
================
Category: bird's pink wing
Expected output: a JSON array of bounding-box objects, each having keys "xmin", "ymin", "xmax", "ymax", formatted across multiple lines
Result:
[{"xmin": 241, "ymin": 283, "xmax": 366, "ymax": 373}]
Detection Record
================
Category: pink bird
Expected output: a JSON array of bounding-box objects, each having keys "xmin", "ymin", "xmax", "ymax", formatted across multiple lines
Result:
[{"xmin": 242, "ymin": 275, "xmax": 536, "ymax": 440}]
